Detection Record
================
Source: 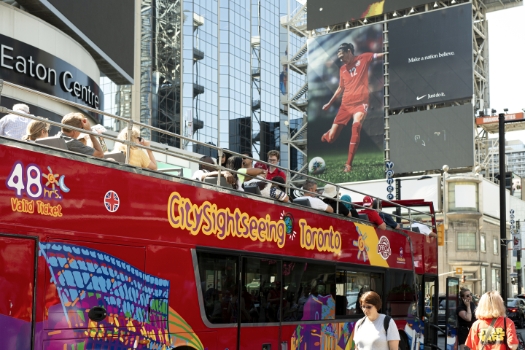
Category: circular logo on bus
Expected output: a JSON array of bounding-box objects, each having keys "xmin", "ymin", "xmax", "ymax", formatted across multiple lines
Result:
[
  {"xmin": 104, "ymin": 190, "xmax": 120, "ymax": 212},
  {"xmin": 377, "ymin": 236, "xmax": 391, "ymax": 260}
]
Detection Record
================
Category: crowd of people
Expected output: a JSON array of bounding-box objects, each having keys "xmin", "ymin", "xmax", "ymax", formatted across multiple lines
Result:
[
  {"xmin": 0, "ymin": 103, "xmax": 158, "ymax": 170},
  {"xmin": 1, "ymin": 103, "xmax": 434, "ymax": 234}
]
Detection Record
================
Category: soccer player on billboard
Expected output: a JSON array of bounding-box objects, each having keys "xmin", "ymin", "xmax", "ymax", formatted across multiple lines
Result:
[{"xmin": 321, "ymin": 43, "xmax": 384, "ymax": 173}]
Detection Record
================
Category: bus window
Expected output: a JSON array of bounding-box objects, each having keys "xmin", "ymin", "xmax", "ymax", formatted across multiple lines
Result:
[
  {"xmin": 282, "ymin": 261, "xmax": 335, "ymax": 321},
  {"xmin": 241, "ymin": 257, "xmax": 279, "ymax": 323},
  {"xmin": 385, "ymin": 271, "xmax": 416, "ymax": 317},
  {"xmin": 335, "ymin": 270, "xmax": 384, "ymax": 317},
  {"xmin": 196, "ymin": 252, "xmax": 238, "ymax": 324}
]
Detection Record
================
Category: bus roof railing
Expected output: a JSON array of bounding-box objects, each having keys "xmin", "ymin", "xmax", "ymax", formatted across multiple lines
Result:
[{"xmin": 0, "ymin": 79, "xmax": 435, "ymax": 233}]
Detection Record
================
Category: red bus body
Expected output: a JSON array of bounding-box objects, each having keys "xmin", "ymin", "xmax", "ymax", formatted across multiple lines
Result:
[{"xmin": 0, "ymin": 139, "xmax": 438, "ymax": 350}]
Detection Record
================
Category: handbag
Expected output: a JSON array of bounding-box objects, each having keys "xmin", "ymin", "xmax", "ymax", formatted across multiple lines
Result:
[{"xmin": 480, "ymin": 318, "xmax": 497, "ymax": 350}]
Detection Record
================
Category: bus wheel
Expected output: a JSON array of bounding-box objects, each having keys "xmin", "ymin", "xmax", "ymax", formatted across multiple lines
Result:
[{"xmin": 399, "ymin": 331, "xmax": 410, "ymax": 350}]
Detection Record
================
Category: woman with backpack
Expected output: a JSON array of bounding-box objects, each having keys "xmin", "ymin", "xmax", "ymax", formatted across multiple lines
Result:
[
  {"xmin": 465, "ymin": 290, "xmax": 518, "ymax": 350},
  {"xmin": 353, "ymin": 291, "xmax": 400, "ymax": 350}
]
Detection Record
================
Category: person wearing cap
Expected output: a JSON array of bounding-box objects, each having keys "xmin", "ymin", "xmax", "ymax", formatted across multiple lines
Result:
[
  {"xmin": 0, "ymin": 103, "xmax": 32, "ymax": 140},
  {"xmin": 293, "ymin": 179, "xmax": 333, "ymax": 213},
  {"xmin": 359, "ymin": 196, "xmax": 386, "ymax": 230},
  {"xmin": 322, "ymin": 184, "xmax": 351, "ymax": 217},
  {"xmin": 320, "ymin": 43, "xmax": 384, "ymax": 173}
]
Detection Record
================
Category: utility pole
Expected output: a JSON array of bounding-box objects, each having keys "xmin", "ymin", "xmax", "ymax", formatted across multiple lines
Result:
[
  {"xmin": 499, "ymin": 113, "xmax": 507, "ymax": 302},
  {"xmin": 518, "ymin": 220, "xmax": 522, "ymax": 295}
]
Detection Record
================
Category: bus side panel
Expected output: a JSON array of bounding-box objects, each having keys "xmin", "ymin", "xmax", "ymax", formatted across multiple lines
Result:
[
  {"xmin": 241, "ymin": 325, "xmax": 279, "ymax": 349},
  {"xmin": 0, "ymin": 235, "xmax": 35, "ymax": 350},
  {"xmin": 145, "ymin": 245, "xmax": 218, "ymax": 349}
]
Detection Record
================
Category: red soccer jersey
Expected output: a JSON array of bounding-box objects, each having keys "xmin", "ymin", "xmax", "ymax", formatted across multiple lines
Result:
[{"xmin": 339, "ymin": 52, "xmax": 376, "ymax": 106}]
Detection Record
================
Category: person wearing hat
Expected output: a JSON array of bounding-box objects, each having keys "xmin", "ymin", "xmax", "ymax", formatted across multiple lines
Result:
[
  {"xmin": 293, "ymin": 179, "xmax": 333, "ymax": 213},
  {"xmin": 320, "ymin": 43, "xmax": 384, "ymax": 173},
  {"xmin": 359, "ymin": 196, "xmax": 386, "ymax": 230},
  {"xmin": 322, "ymin": 184, "xmax": 351, "ymax": 217}
]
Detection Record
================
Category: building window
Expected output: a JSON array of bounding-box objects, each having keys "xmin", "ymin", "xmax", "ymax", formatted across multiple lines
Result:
[
  {"xmin": 492, "ymin": 268, "xmax": 500, "ymax": 291},
  {"xmin": 493, "ymin": 236, "xmax": 499, "ymax": 255},
  {"xmin": 457, "ymin": 232, "xmax": 476, "ymax": 251},
  {"xmin": 481, "ymin": 267, "xmax": 486, "ymax": 293},
  {"xmin": 480, "ymin": 233, "xmax": 486, "ymax": 253}
]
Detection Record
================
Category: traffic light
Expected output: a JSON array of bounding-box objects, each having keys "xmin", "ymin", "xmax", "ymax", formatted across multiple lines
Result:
[
  {"xmin": 461, "ymin": 275, "xmax": 466, "ymax": 283},
  {"xmin": 437, "ymin": 224, "xmax": 444, "ymax": 246}
]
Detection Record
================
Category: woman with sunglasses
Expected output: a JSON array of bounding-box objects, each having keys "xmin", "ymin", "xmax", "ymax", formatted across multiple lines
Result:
[
  {"xmin": 456, "ymin": 288, "xmax": 477, "ymax": 349},
  {"xmin": 353, "ymin": 291, "xmax": 400, "ymax": 350},
  {"xmin": 465, "ymin": 291, "xmax": 518, "ymax": 350}
]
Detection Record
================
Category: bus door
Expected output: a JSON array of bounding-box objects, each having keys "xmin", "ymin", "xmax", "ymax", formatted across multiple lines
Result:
[
  {"xmin": 0, "ymin": 234, "xmax": 38, "ymax": 350},
  {"xmin": 239, "ymin": 256, "xmax": 280, "ymax": 350},
  {"xmin": 444, "ymin": 277, "xmax": 459, "ymax": 350},
  {"xmin": 40, "ymin": 239, "xmax": 147, "ymax": 348},
  {"xmin": 422, "ymin": 275, "xmax": 439, "ymax": 348}
]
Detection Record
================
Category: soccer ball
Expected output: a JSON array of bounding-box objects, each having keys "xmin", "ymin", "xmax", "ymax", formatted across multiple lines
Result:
[{"xmin": 308, "ymin": 157, "xmax": 326, "ymax": 175}]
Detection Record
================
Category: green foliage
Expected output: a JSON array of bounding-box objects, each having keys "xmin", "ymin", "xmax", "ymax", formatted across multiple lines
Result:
[{"xmin": 312, "ymin": 152, "xmax": 384, "ymax": 183}]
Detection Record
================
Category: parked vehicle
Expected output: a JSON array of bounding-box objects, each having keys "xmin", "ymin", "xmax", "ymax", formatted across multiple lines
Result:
[{"xmin": 507, "ymin": 298, "xmax": 525, "ymax": 328}]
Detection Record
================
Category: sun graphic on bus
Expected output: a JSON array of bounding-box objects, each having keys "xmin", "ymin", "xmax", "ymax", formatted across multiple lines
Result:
[
  {"xmin": 353, "ymin": 226, "xmax": 369, "ymax": 262},
  {"xmin": 42, "ymin": 166, "xmax": 60, "ymax": 190}
]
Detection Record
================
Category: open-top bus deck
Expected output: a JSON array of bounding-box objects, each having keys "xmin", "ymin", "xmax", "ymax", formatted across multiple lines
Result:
[{"xmin": 0, "ymin": 80, "xmax": 440, "ymax": 350}]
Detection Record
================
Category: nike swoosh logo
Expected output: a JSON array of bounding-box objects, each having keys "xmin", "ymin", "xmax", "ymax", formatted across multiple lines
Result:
[{"xmin": 416, "ymin": 95, "xmax": 426, "ymax": 100}]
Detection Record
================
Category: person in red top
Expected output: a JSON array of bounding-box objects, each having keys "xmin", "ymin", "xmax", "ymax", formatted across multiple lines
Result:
[
  {"xmin": 359, "ymin": 196, "xmax": 386, "ymax": 230},
  {"xmin": 255, "ymin": 150, "xmax": 287, "ymax": 181},
  {"xmin": 465, "ymin": 290, "xmax": 519, "ymax": 350},
  {"xmin": 321, "ymin": 43, "xmax": 384, "ymax": 173}
]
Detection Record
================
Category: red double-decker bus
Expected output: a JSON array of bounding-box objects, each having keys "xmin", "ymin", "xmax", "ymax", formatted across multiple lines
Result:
[{"xmin": 0, "ymin": 135, "xmax": 440, "ymax": 350}]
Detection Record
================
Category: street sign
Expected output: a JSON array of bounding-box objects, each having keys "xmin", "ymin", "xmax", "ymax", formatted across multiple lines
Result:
[{"xmin": 455, "ymin": 267, "xmax": 463, "ymax": 275}]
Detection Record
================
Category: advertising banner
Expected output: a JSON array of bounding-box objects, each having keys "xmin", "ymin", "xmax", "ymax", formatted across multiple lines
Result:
[
  {"xmin": 388, "ymin": 4, "xmax": 473, "ymax": 109},
  {"xmin": 389, "ymin": 104, "xmax": 474, "ymax": 174},
  {"xmin": 307, "ymin": 24, "xmax": 384, "ymax": 183},
  {"xmin": 308, "ymin": 0, "xmax": 433, "ymax": 29}
]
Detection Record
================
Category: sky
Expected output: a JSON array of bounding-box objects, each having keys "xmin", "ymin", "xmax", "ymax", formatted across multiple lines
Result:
[{"xmin": 486, "ymin": 5, "xmax": 525, "ymax": 140}]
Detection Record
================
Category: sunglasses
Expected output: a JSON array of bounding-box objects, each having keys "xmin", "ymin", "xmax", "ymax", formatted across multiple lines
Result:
[
  {"xmin": 463, "ymin": 294, "xmax": 472, "ymax": 297},
  {"xmin": 361, "ymin": 305, "xmax": 373, "ymax": 310},
  {"xmin": 138, "ymin": 137, "xmax": 143, "ymax": 142}
]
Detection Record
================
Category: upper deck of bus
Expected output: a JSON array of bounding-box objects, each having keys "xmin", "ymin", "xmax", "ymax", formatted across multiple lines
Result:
[{"xmin": 0, "ymin": 80, "xmax": 437, "ymax": 275}]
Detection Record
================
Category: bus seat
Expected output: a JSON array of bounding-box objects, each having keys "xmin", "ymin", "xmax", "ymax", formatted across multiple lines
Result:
[
  {"xmin": 104, "ymin": 151, "xmax": 126, "ymax": 163},
  {"xmin": 35, "ymin": 136, "xmax": 68, "ymax": 150},
  {"xmin": 358, "ymin": 213, "xmax": 369, "ymax": 221},
  {"xmin": 293, "ymin": 198, "xmax": 311, "ymax": 207},
  {"xmin": 243, "ymin": 184, "xmax": 261, "ymax": 195},
  {"xmin": 204, "ymin": 176, "xmax": 231, "ymax": 187}
]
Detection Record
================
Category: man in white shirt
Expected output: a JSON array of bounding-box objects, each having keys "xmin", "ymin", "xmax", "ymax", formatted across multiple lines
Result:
[
  {"xmin": 293, "ymin": 179, "xmax": 333, "ymax": 213},
  {"xmin": 0, "ymin": 104, "xmax": 31, "ymax": 140}
]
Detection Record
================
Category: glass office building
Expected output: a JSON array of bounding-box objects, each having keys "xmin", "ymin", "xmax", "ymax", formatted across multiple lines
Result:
[{"xmin": 139, "ymin": 0, "xmax": 305, "ymax": 170}]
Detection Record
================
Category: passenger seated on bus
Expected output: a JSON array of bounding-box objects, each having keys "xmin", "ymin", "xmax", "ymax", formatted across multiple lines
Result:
[
  {"xmin": 115, "ymin": 128, "xmax": 157, "ymax": 170},
  {"xmin": 228, "ymin": 286, "xmax": 252, "ymax": 322},
  {"xmin": 322, "ymin": 184, "xmax": 351, "ymax": 217},
  {"xmin": 260, "ymin": 176, "xmax": 289, "ymax": 202},
  {"xmin": 340, "ymin": 194, "xmax": 360, "ymax": 219},
  {"xmin": 0, "ymin": 103, "xmax": 31, "ymax": 140},
  {"xmin": 22, "ymin": 119, "xmax": 49, "ymax": 141},
  {"xmin": 371, "ymin": 199, "xmax": 400, "ymax": 229},
  {"xmin": 58, "ymin": 113, "xmax": 104, "ymax": 158},
  {"xmin": 411, "ymin": 222, "xmax": 438, "ymax": 238},
  {"xmin": 193, "ymin": 156, "xmax": 215, "ymax": 179},
  {"xmin": 359, "ymin": 196, "xmax": 386, "ymax": 230},
  {"xmin": 293, "ymin": 180, "xmax": 333, "ymax": 213},
  {"xmin": 225, "ymin": 156, "xmax": 266, "ymax": 191}
]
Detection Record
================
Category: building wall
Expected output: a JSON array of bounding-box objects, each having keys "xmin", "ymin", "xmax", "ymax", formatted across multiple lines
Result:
[{"xmin": 0, "ymin": 2, "xmax": 100, "ymax": 121}]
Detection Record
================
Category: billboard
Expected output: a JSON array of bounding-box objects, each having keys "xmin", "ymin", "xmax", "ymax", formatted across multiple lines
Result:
[
  {"xmin": 307, "ymin": 24, "xmax": 384, "ymax": 183},
  {"xmin": 389, "ymin": 4, "xmax": 473, "ymax": 109},
  {"xmin": 17, "ymin": 0, "xmax": 135, "ymax": 84},
  {"xmin": 307, "ymin": 0, "xmax": 432, "ymax": 29},
  {"xmin": 389, "ymin": 104, "xmax": 474, "ymax": 174}
]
